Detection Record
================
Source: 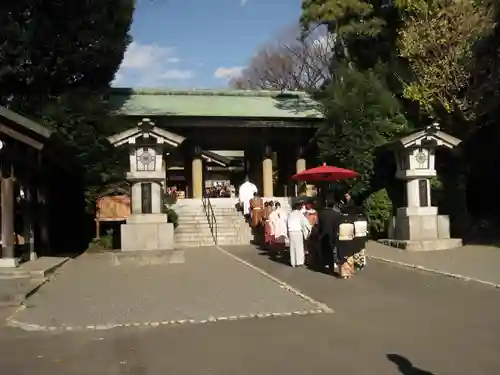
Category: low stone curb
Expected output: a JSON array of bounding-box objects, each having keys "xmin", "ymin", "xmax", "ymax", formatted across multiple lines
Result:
[
  {"xmin": 215, "ymin": 245, "xmax": 334, "ymax": 313},
  {"xmin": 369, "ymin": 255, "xmax": 500, "ymax": 289},
  {"xmin": 6, "ymin": 307, "xmax": 329, "ymax": 332}
]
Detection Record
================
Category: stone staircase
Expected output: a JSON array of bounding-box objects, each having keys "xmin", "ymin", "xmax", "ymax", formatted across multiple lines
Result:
[
  {"xmin": 172, "ymin": 197, "xmax": 292, "ymax": 248},
  {"xmin": 173, "ymin": 199, "xmax": 253, "ymax": 248}
]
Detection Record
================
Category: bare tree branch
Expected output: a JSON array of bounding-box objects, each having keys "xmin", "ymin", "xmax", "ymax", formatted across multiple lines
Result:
[{"xmin": 230, "ymin": 24, "xmax": 335, "ymax": 91}]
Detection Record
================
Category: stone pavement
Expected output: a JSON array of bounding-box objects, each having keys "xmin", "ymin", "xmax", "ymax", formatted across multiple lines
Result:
[
  {"xmin": 0, "ymin": 256, "xmax": 70, "ymax": 307},
  {"xmin": 6, "ymin": 247, "xmax": 328, "ymax": 331},
  {"xmin": 368, "ymin": 241, "xmax": 500, "ymax": 286},
  {"xmin": 0, "ymin": 244, "xmax": 499, "ymax": 374}
]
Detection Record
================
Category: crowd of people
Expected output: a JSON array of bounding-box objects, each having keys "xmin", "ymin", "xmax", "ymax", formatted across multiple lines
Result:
[
  {"xmin": 238, "ymin": 179, "xmax": 368, "ymax": 280},
  {"xmin": 204, "ymin": 183, "xmax": 235, "ymax": 198}
]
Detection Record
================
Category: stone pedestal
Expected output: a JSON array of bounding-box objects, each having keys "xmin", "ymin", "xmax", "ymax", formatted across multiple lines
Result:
[
  {"xmin": 121, "ymin": 214, "xmax": 174, "ymax": 251},
  {"xmin": 383, "ymin": 207, "xmax": 462, "ymax": 251},
  {"xmin": 121, "ymin": 214, "xmax": 174, "ymax": 252}
]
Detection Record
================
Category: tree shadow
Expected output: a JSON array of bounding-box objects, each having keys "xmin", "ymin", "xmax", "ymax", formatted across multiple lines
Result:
[
  {"xmin": 387, "ymin": 354, "xmax": 436, "ymax": 375},
  {"xmin": 272, "ymin": 92, "xmax": 323, "ymax": 118}
]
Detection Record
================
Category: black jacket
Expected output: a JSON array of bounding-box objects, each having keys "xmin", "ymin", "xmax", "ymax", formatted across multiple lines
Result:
[{"xmin": 317, "ymin": 208, "xmax": 342, "ymax": 240}]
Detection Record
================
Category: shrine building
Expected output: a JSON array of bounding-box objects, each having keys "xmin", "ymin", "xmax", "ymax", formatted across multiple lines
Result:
[
  {"xmin": 0, "ymin": 107, "xmax": 75, "ymax": 267},
  {"xmin": 108, "ymin": 88, "xmax": 324, "ymax": 198}
]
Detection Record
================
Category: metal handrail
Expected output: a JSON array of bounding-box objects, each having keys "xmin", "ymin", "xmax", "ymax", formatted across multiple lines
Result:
[{"xmin": 202, "ymin": 194, "xmax": 218, "ymax": 245}]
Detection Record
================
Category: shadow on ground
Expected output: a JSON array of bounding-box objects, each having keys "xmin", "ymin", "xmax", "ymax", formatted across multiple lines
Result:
[{"xmin": 388, "ymin": 354, "xmax": 436, "ymax": 375}]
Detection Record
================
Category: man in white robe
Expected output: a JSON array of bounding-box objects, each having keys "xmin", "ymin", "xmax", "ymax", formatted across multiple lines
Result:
[
  {"xmin": 287, "ymin": 203, "xmax": 312, "ymax": 267},
  {"xmin": 238, "ymin": 178, "xmax": 257, "ymax": 218}
]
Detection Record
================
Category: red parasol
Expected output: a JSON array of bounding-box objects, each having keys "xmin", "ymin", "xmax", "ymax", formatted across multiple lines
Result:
[{"xmin": 292, "ymin": 163, "xmax": 358, "ymax": 182}]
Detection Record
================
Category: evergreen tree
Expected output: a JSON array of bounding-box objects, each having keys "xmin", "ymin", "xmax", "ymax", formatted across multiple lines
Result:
[{"xmin": 0, "ymin": 0, "xmax": 135, "ymax": 209}]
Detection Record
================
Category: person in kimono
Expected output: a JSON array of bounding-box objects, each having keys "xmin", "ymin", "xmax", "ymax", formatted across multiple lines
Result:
[
  {"xmin": 337, "ymin": 214, "xmax": 356, "ymax": 279},
  {"xmin": 287, "ymin": 202, "xmax": 312, "ymax": 267},
  {"xmin": 317, "ymin": 199, "xmax": 342, "ymax": 273},
  {"xmin": 263, "ymin": 201, "xmax": 274, "ymax": 246},
  {"xmin": 238, "ymin": 177, "xmax": 257, "ymax": 221},
  {"xmin": 352, "ymin": 208, "xmax": 368, "ymax": 271},
  {"xmin": 268, "ymin": 202, "xmax": 288, "ymax": 258},
  {"xmin": 250, "ymin": 192, "xmax": 264, "ymax": 228},
  {"xmin": 304, "ymin": 202, "xmax": 318, "ymax": 264}
]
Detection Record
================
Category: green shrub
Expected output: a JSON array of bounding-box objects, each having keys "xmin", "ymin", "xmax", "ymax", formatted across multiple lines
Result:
[
  {"xmin": 166, "ymin": 207, "xmax": 179, "ymax": 228},
  {"xmin": 164, "ymin": 192, "xmax": 178, "ymax": 206},
  {"xmin": 86, "ymin": 234, "xmax": 113, "ymax": 253},
  {"xmin": 363, "ymin": 189, "xmax": 393, "ymax": 239}
]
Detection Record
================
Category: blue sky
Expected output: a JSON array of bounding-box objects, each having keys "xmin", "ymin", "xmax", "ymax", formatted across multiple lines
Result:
[{"xmin": 113, "ymin": 0, "xmax": 302, "ymax": 89}]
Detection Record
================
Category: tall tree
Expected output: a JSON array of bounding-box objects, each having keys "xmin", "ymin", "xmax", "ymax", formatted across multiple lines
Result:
[
  {"xmin": 0, "ymin": 0, "xmax": 133, "ymax": 109},
  {"xmin": 318, "ymin": 63, "xmax": 407, "ymax": 196},
  {"xmin": 230, "ymin": 24, "xmax": 334, "ymax": 91},
  {"xmin": 396, "ymin": 0, "xmax": 494, "ymax": 133},
  {"xmin": 0, "ymin": 0, "xmax": 134, "ymax": 209}
]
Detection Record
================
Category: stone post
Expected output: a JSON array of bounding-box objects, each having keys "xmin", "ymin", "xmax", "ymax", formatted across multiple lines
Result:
[{"xmin": 262, "ymin": 145, "xmax": 273, "ymax": 197}]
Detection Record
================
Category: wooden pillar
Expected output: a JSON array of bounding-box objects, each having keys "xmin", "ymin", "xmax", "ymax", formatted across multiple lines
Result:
[
  {"xmin": 296, "ymin": 148, "xmax": 313, "ymax": 197},
  {"xmin": 23, "ymin": 187, "xmax": 36, "ymax": 260},
  {"xmin": 1, "ymin": 177, "xmax": 16, "ymax": 264},
  {"xmin": 262, "ymin": 145, "xmax": 273, "ymax": 198},
  {"xmin": 37, "ymin": 187, "xmax": 49, "ymax": 256},
  {"xmin": 191, "ymin": 146, "xmax": 203, "ymax": 199}
]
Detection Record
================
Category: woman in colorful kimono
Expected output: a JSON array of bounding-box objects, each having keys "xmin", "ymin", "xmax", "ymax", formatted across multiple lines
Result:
[
  {"xmin": 336, "ymin": 214, "xmax": 356, "ymax": 279},
  {"xmin": 353, "ymin": 211, "xmax": 368, "ymax": 270},
  {"xmin": 263, "ymin": 201, "xmax": 274, "ymax": 247},
  {"xmin": 250, "ymin": 192, "xmax": 264, "ymax": 229}
]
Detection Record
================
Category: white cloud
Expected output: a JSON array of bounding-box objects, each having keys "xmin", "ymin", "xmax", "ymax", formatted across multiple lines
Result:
[
  {"xmin": 214, "ymin": 66, "xmax": 244, "ymax": 80},
  {"xmin": 240, "ymin": 0, "xmax": 249, "ymax": 5},
  {"xmin": 162, "ymin": 69, "xmax": 194, "ymax": 80},
  {"xmin": 113, "ymin": 41, "xmax": 194, "ymax": 87}
]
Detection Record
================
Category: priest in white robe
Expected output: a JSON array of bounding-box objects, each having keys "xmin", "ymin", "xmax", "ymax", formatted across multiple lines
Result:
[{"xmin": 238, "ymin": 178, "xmax": 258, "ymax": 218}]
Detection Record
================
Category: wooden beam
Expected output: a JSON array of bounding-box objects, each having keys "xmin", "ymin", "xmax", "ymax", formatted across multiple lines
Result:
[{"xmin": 0, "ymin": 123, "xmax": 44, "ymax": 150}]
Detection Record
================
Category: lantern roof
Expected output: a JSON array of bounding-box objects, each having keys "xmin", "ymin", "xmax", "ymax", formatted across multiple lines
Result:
[{"xmin": 392, "ymin": 123, "xmax": 461, "ymax": 150}]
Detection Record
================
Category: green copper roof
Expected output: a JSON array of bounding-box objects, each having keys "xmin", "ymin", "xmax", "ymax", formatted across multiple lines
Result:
[{"xmin": 109, "ymin": 88, "xmax": 324, "ymax": 119}]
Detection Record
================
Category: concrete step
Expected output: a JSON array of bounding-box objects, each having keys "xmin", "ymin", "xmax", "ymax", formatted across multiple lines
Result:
[
  {"xmin": 175, "ymin": 234, "xmax": 251, "ymax": 241},
  {"xmin": 177, "ymin": 218, "xmax": 241, "ymax": 224},
  {"xmin": 175, "ymin": 228, "xmax": 247, "ymax": 235},
  {"xmin": 175, "ymin": 240, "xmax": 216, "ymax": 248},
  {"xmin": 176, "ymin": 223, "xmax": 245, "ymax": 229}
]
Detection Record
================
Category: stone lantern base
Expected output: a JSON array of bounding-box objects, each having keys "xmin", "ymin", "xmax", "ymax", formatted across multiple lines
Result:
[
  {"xmin": 379, "ymin": 207, "xmax": 462, "ymax": 251},
  {"xmin": 121, "ymin": 214, "xmax": 174, "ymax": 252}
]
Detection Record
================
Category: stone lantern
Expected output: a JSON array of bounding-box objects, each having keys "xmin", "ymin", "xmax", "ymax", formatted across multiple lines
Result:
[
  {"xmin": 382, "ymin": 123, "xmax": 463, "ymax": 251},
  {"xmin": 108, "ymin": 118, "xmax": 185, "ymax": 251}
]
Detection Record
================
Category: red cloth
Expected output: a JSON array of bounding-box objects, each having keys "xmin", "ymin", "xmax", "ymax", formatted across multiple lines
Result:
[{"xmin": 264, "ymin": 221, "xmax": 271, "ymax": 244}]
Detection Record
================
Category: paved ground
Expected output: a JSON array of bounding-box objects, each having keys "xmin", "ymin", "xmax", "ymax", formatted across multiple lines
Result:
[
  {"xmin": 368, "ymin": 241, "xmax": 500, "ymax": 286},
  {"xmin": 0, "ymin": 244, "xmax": 499, "ymax": 374},
  {"xmin": 7, "ymin": 247, "xmax": 324, "ymax": 331}
]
